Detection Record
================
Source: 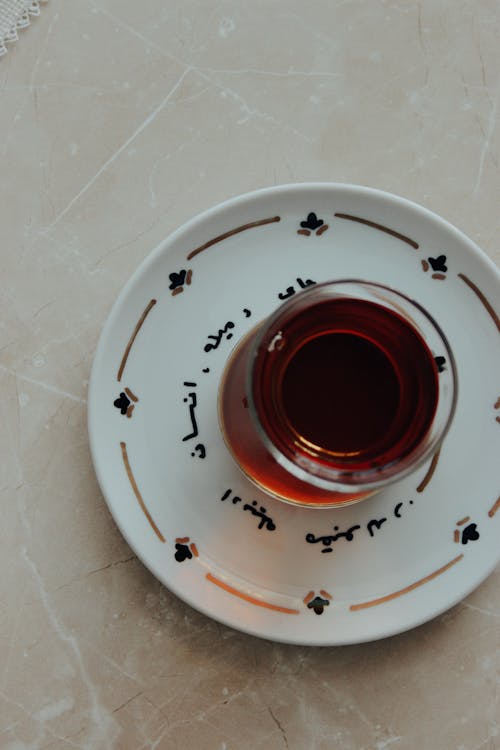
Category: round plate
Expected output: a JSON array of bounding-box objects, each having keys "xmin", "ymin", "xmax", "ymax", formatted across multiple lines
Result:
[{"xmin": 88, "ymin": 184, "xmax": 500, "ymax": 645}]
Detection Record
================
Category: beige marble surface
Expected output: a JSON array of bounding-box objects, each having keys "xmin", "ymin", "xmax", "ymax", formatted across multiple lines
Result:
[{"xmin": 1, "ymin": 1, "xmax": 500, "ymax": 748}]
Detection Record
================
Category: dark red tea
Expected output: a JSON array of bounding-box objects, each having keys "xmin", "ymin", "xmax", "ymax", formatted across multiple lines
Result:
[
  {"xmin": 280, "ymin": 332, "xmax": 400, "ymax": 456},
  {"xmin": 219, "ymin": 297, "xmax": 439, "ymax": 505}
]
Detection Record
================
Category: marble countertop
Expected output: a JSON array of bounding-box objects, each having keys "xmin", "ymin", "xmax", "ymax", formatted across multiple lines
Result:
[{"xmin": 1, "ymin": 2, "xmax": 499, "ymax": 748}]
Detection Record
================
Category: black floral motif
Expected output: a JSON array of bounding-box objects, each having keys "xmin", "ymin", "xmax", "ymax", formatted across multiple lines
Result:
[
  {"xmin": 454, "ymin": 518, "xmax": 480, "ymax": 545},
  {"xmin": 169, "ymin": 270, "xmax": 187, "ymax": 289},
  {"xmin": 298, "ymin": 212, "xmax": 329, "ymax": 237},
  {"xmin": 300, "ymin": 212, "xmax": 324, "ymax": 231},
  {"xmin": 461, "ymin": 523, "xmax": 480, "ymax": 545},
  {"xmin": 174, "ymin": 537, "xmax": 198, "ymax": 561},
  {"xmin": 114, "ymin": 392, "xmax": 130, "ymax": 415},
  {"xmin": 421, "ymin": 255, "xmax": 448, "ymax": 280},
  {"xmin": 428, "ymin": 255, "xmax": 447, "ymax": 273},
  {"xmin": 307, "ymin": 596, "xmax": 330, "ymax": 615},
  {"xmin": 304, "ymin": 589, "xmax": 332, "ymax": 614},
  {"xmin": 174, "ymin": 543, "xmax": 193, "ymax": 562},
  {"xmin": 169, "ymin": 269, "xmax": 192, "ymax": 294}
]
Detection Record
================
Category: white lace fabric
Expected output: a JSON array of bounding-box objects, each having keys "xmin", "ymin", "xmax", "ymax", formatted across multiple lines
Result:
[{"xmin": 0, "ymin": 0, "xmax": 48, "ymax": 56}]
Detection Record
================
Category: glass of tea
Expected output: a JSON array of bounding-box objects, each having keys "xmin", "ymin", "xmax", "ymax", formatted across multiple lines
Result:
[{"xmin": 218, "ymin": 280, "xmax": 457, "ymax": 508}]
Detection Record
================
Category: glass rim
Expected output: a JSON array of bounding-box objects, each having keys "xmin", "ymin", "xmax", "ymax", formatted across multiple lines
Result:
[{"xmin": 245, "ymin": 278, "xmax": 458, "ymax": 492}]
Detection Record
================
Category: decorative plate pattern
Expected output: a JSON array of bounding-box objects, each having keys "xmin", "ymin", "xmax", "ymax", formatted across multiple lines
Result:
[{"xmin": 88, "ymin": 183, "xmax": 500, "ymax": 645}]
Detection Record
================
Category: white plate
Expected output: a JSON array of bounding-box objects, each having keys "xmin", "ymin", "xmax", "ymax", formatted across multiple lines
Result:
[{"xmin": 88, "ymin": 184, "xmax": 500, "ymax": 645}]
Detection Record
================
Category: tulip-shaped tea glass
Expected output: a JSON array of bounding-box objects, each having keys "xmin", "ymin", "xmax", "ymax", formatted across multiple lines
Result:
[{"xmin": 219, "ymin": 280, "xmax": 457, "ymax": 508}]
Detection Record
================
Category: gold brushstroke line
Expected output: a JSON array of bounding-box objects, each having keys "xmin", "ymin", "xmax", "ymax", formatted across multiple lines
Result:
[
  {"xmin": 416, "ymin": 449, "xmax": 441, "ymax": 493},
  {"xmin": 297, "ymin": 229, "xmax": 311, "ymax": 236},
  {"xmin": 432, "ymin": 273, "xmax": 446, "ymax": 280},
  {"xmin": 488, "ymin": 495, "xmax": 500, "ymax": 518},
  {"xmin": 454, "ymin": 530, "xmax": 460, "ymax": 543},
  {"xmin": 117, "ymin": 299, "xmax": 157, "ymax": 382},
  {"xmin": 186, "ymin": 269, "xmax": 193, "ymax": 285},
  {"xmin": 456, "ymin": 516, "xmax": 470, "ymax": 526},
  {"xmin": 335, "ymin": 213, "xmax": 419, "ymax": 249},
  {"xmin": 120, "ymin": 442, "xmax": 165, "ymax": 543},
  {"xmin": 187, "ymin": 216, "xmax": 281, "ymax": 260},
  {"xmin": 172, "ymin": 287, "xmax": 183, "ymax": 296},
  {"xmin": 124, "ymin": 387, "xmax": 138, "ymax": 402},
  {"xmin": 126, "ymin": 404, "xmax": 134, "ymax": 419},
  {"xmin": 319, "ymin": 589, "xmax": 332, "ymax": 600},
  {"xmin": 458, "ymin": 273, "xmax": 500, "ymax": 333},
  {"xmin": 206, "ymin": 573, "xmax": 299, "ymax": 614},
  {"xmin": 303, "ymin": 590, "xmax": 315, "ymax": 605},
  {"xmin": 350, "ymin": 554, "xmax": 464, "ymax": 612},
  {"xmin": 316, "ymin": 224, "xmax": 329, "ymax": 236},
  {"xmin": 190, "ymin": 543, "xmax": 199, "ymax": 557}
]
